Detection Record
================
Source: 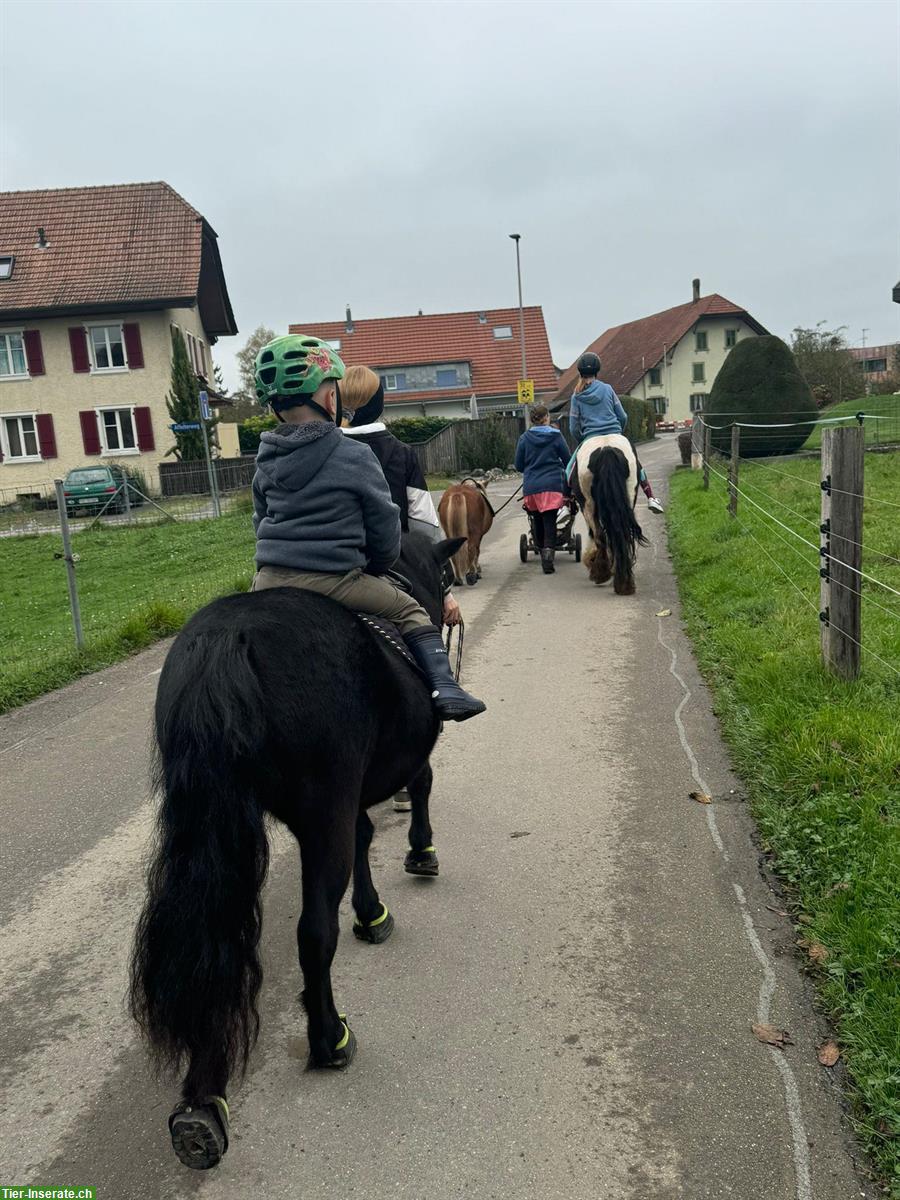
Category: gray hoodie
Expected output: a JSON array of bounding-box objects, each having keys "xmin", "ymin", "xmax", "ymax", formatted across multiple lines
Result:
[{"xmin": 252, "ymin": 421, "xmax": 401, "ymax": 575}]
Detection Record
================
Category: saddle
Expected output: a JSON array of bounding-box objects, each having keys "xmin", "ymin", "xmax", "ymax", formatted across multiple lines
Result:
[{"xmin": 356, "ymin": 614, "xmax": 418, "ymax": 669}]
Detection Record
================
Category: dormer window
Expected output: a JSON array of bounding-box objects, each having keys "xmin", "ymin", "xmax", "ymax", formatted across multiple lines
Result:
[
  {"xmin": 493, "ymin": 325, "xmax": 513, "ymax": 339},
  {"xmin": 0, "ymin": 256, "xmax": 14, "ymax": 279}
]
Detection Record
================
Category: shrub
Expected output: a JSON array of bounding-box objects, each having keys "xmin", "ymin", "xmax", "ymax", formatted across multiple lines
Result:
[
  {"xmin": 619, "ymin": 396, "xmax": 656, "ymax": 442},
  {"xmin": 458, "ymin": 417, "xmax": 515, "ymax": 471},
  {"xmin": 238, "ymin": 413, "xmax": 278, "ymax": 454},
  {"xmin": 385, "ymin": 416, "xmax": 454, "ymax": 444},
  {"xmin": 706, "ymin": 335, "xmax": 816, "ymax": 456}
]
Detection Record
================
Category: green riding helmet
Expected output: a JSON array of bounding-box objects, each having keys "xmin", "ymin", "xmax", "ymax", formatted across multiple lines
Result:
[{"xmin": 254, "ymin": 335, "xmax": 345, "ymax": 410}]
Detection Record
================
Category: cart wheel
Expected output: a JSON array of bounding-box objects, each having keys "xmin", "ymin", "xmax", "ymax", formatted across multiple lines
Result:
[
  {"xmin": 519, "ymin": 533, "xmax": 529, "ymax": 563},
  {"xmin": 574, "ymin": 534, "xmax": 582, "ymax": 563}
]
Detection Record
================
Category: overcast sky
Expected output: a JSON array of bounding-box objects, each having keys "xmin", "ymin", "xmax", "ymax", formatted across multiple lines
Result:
[{"xmin": 2, "ymin": 0, "xmax": 898, "ymax": 391}]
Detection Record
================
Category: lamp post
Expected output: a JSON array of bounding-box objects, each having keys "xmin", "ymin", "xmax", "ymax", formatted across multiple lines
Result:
[{"xmin": 509, "ymin": 233, "xmax": 527, "ymax": 382}]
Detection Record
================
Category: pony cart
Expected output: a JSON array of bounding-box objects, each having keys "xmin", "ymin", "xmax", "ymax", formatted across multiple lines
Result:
[{"xmin": 519, "ymin": 501, "xmax": 582, "ymax": 564}]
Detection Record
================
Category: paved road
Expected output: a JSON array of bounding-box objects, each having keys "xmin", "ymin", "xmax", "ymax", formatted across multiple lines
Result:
[{"xmin": 0, "ymin": 438, "xmax": 874, "ymax": 1199}]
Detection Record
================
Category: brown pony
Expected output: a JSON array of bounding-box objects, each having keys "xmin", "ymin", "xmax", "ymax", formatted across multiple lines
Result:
[{"xmin": 438, "ymin": 480, "xmax": 494, "ymax": 586}]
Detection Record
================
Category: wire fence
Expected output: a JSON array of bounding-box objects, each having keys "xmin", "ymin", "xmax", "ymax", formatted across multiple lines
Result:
[{"xmin": 691, "ymin": 411, "xmax": 900, "ymax": 683}]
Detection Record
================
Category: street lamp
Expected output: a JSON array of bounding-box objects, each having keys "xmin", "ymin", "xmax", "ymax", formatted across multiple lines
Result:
[{"xmin": 509, "ymin": 234, "xmax": 527, "ymax": 382}]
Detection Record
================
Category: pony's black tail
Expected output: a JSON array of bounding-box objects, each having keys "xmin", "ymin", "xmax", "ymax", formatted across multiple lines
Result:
[
  {"xmin": 589, "ymin": 446, "xmax": 649, "ymax": 575},
  {"xmin": 130, "ymin": 623, "xmax": 270, "ymax": 1091}
]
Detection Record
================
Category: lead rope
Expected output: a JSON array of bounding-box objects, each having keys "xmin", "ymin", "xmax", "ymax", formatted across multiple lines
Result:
[{"xmin": 445, "ymin": 617, "xmax": 465, "ymax": 681}]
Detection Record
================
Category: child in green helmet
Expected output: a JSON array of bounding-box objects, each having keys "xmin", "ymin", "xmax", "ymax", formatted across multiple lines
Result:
[{"xmin": 250, "ymin": 334, "xmax": 485, "ymax": 723}]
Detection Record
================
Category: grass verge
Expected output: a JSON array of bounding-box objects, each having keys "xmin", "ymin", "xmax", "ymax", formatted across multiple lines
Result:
[
  {"xmin": 804, "ymin": 395, "xmax": 899, "ymax": 450},
  {"xmin": 668, "ymin": 456, "xmax": 900, "ymax": 1193},
  {"xmin": 1, "ymin": 512, "xmax": 255, "ymax": 713}
]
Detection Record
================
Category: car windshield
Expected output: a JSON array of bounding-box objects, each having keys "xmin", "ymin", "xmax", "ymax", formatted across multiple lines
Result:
[{"xmin": 66, "ymin": 469, "xmax": 110, "ymax": 484}]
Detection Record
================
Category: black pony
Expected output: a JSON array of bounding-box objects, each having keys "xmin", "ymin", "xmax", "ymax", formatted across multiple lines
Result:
[{"xmin": 130, "ymin": 532, "xmax": 463, "ymax": 1170}]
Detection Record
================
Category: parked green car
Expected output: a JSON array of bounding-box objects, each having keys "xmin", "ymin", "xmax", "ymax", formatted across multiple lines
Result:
[{"xmin": 62, "ymin": 466, "xmax": 145, "ymax": 516}]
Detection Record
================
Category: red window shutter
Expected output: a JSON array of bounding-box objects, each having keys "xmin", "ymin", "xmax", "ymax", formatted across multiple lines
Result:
[
  {"xmin": 36, "ymin": 414, "xmax": 57, "ymax": 459},
  {"xmin": 23, "ymin": 330, "xmax": 45, "ymax": 375},
  {"xmin": 123, "ymin": 323, "xmax": 144, "ymax": 368},
  {"xmin": 79, "ymin": 410, "xmax": 101, "ymax": 454},
  {"xmin": 69, "ymin": 327, "xmax": 90, "ymax": 373},
  {"xmin": 134, "ymin": 406, "xmax": 155, "ymax": 451}
]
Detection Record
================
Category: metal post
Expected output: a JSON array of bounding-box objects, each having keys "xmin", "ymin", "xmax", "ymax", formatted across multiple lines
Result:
[
  {"xmin": 820, "ymin": 425, "xmax": 864, "ymax": 680},
  {"xmin": 121, "ymin": 472, "xmax": 132, "ymax": 522},
  {"xmin": 728, "ymin": 423, "xmax": 740, "ymax": 516},
  {"xmin": 54, "ymin": 479, "xmax": 84, "ymax": 648},
  {"xmin": 199, "ymin": 398, "xmax": 221, "ymax": 518},
  {"xmin": 703, "ymin": 422, "xmax": 711, "ymax": 490},
  {"xmin": 509, "ymin": 233, "xmax": 527, "ymax": 381}
]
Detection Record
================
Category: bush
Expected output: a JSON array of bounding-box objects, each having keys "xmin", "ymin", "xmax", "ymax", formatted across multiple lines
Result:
[
  {"xmin": 707, "ymin": 335, "xmax": 816, "ymax": 456},
  {"xmin": 458, "ymin": 417, "xmax": 515, "ymax": 471},
  {"xmin": 238, "ymin": 413, "xmax": 278, "ymax": 454},
  {"xmin": 619, "ymin": 396, "xmax": 656, "ymax": 442},
  {"xmin": 385, "ymin": 416, "xmax": 454, "ymax": 444}
]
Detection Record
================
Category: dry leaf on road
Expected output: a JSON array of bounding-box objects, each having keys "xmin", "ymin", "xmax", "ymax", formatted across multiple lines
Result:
[
  {"xmin": 817, "ymin": 1040, "xmax": 840, "ymax": 1067},
  {"xmin": 509, "ymin": 831, "xmax": 531, "ymax": 839},
  {"xmin": 656, "ymin": 608, "xmax": 672, "ymax": 618},
  {"xmin": 689, "ymin": 791, "xmax": 712, "ymax": 804},
  {"xmin": 765, "ymin": 905, "xmax": 789, "ymax": 918},
  {"xmin": 751, "ymin": 1022, "xmax": 793, "ymax": 1049},
  {"xmin": 808, "ymin": 943, "xmax": 829, "ymax": 964}
]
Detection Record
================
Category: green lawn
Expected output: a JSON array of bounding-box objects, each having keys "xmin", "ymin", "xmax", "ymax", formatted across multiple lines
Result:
[
  {"xmin": 0, "ymin": 512, "xmax": 255, "ymax": 712},
  {"xmin": 668, "ymin": 456, "xmax": 900, "ymax": 1192},
  {"xmin": 804, "ymin": 394, "xmax": 900, "ymax": 450}
]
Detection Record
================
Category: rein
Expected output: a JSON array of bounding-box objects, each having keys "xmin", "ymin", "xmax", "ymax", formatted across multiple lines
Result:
[
  {"xmin": 445, "ymin": 617, "xmax": 465, "ymax": 682},
  {"xmin": 454, "ymin": 477, "xmax": 523, "ymax": 518}
]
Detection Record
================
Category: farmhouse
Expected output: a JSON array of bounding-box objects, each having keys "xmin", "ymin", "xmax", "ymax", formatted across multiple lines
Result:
[
  {"xmin": 0, "ymin": 182, "xmax": 237, "ymax": 496},
  {"xmin": 291, "ymin": 306, "xmax": 558, "ymax": 419},
  {"xmin": 551, "ymin": 281, "xmax": 769, "ymax": 424}
]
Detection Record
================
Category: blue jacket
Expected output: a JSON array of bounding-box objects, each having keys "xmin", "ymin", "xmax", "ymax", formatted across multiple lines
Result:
[
  {"xmin": 514, "ymin": 425, "xmax": 570, "ymax": 496},
  {"xmin": 569, "ymin": 380, "xmax": 627, "ymax": 443},
  {"xmin": 252, "ymin": 421, "xmax": 401, "ymax": 575}
]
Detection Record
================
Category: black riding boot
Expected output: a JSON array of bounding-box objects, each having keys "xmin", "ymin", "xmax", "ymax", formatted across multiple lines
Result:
[
  {"xmin": 540, "ymin": 547, "xmax": 555, "ymax": 574},
  {"xmin": 404, "ymin": 626, "xmax": 486, "ymax": 722}
]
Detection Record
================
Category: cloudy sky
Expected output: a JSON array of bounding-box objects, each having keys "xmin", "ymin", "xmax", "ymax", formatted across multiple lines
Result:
[{"xmin": 2, "ymin": 0, "xmax": 897, "ymax": 390}]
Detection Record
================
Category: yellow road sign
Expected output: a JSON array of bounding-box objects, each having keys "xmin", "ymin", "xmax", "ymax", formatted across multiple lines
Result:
[{"xmin": 517, "ymin": 379, "xmax": 535, "ymax": 405}]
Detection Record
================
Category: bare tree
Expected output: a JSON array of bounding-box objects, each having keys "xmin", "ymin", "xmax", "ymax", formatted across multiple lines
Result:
[{"xmin": 230, "ymin": 325, "xmax": 276, "ymax": 422}]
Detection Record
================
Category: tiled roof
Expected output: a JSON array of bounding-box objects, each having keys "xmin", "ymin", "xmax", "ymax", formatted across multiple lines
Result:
[
  {"xmin": 290, "ymin": 306, "xmax": 558, "ymax": 403},
  {"xmin": 551, "ymin": 294, "xmax": 768, "ymax": 406},
  {"xmin": 0, "ymin": 182, "xmax": 236, "ymax": 334}
]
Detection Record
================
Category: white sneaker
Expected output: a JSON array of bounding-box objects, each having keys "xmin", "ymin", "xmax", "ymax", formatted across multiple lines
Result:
[
  {"xmin": 648, "ymin": 497, "xmax": 665, "ymax": 514},
  {"xmin": 393, "ymin": 791, "xmax": 412, "ymax": 812}
]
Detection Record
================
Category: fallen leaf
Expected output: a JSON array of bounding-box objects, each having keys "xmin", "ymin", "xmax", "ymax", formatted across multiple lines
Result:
[
  {"xmin": 797, "ymin": 914, "xmax": 814, "ymax": 925},
  {"xmin": 656, "ymin": 608, "xmax": 672, "ymax": 618},
  {"xmin": 808, "ymin": 943, "xmax": 829, "ymax": 964},
  {"xmin": 509, "ymin": 831, "xmax": 531, "ymax": 839},
  {"xmin": 817, "ymin": 1040, "xmax": 840, "ymax": 1067},
  {"xmin": 765, "ymin": 904, "xmax": 789, "ymax": 917},
  {"xmin": 689, "ymin": 791, "xmax": 712, "ymax": 805},
  {"xmin": 827, "ymin": 881, "xmax": 850, "ymax": 895},
  {"xmin": 751, "ymin": 1022, "xmax": 793, "ymax": 1049},
  {"xmin": 830, "ymin": 740, "xmax": 844, "ymax": 752}
]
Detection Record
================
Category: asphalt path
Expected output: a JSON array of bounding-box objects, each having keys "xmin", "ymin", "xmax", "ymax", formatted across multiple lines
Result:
[{"xmin": 0, "ymin": 436, "xmax": 874, "ymax": 1198}]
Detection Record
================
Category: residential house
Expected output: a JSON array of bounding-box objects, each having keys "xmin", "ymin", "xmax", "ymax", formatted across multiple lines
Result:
[
  {"xmin": 848, "ymin": 343, "xmax": 897, "ymax": 389},
  {"xmin": 290, "ymin": 306, "xmax": 558, "ymax": 419},
  {"xmin": 0, "ymin": 182, "xmax": 236, "ymax": 496},
  {"xmin": 551, "ymin": 281, "xmax": 769, "ymax": 423}
]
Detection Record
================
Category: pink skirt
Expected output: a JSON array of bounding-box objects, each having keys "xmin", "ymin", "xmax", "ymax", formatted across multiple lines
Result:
[{"xmin": 523, "ymin": 491, "xmax": 566, "ymax": 513}]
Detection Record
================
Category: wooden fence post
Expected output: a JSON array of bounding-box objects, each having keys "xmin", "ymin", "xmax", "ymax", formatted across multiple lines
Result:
[
  {"xmin": 691, "ymin": 415, "xmax": 704, "ymax": 470},
  {"xmin": 728, "ymin": 424, "xmax": 740, "ymax": 516},
  {"xmin": 820, "ymin": 425, "xmax": 864, "ymax": 680},
  {"xmin": 702, "ymin": 422, "xmax": 711, "ymax": 490}
]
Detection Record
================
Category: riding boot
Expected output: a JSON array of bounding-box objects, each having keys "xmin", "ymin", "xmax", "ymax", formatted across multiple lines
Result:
[
  {"xmin": 404, "ymin": 626, "xmax": 486, "ymax": 722},
  {"xmin": 540, "ymin": 547, "xmax": 555, "ymax": 574}
]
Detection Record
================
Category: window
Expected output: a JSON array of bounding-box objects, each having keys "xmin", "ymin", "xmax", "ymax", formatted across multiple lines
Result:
[
  {"xmin": 648, "ymin": 367, "xmax": 662, "ymax": 387},
  {"xmin": 695, "ymin": 331, "xmax": 708, "ymax": 352},
  {"xmin": 98, "ymin": 407, "xmax": 137, "ymax": 453},
  {"xmin": 183, "ymin": 330, "xmax": 208, "ymax": 376},
  {"xmin": 0, "ymin": 256, "xmax": 14, "ymax": 279},
  {"xmin": 382, "ymin": 373, "xmax": 407, "ymax": 392},
  {"xmin": 436, "ymin": 368, "xmax": 458, "ymax": 387},
  {"xmin": 653, "ymin": 396, "xmax": 668, "ymax": 415},
  {"xmin": 863, "ymin": 358, "xmax": 887, "ymax": 373},
  {"xmin": 692, "ymin": 362, "xmax": 706, "ymax": 384},
  {"xmin": 89, "ymin": 325, "xmax": 126, "ymax": 370},
  {"xmin": 327, "ymin": 338, "xmax": 341, "ymax": 350},
  {"xmin": 493, "ymin": 325, "xmax": 513, "ymax": 339},
  {"xmin": 1, "ymin": 412, "xmax": 39, "ymax": 459},
  {"xmin": 689, "ymin": 393, "xmax": 707, "ymax": 412},
  {"xmin": 725, "ymin": 329, "xmax": 738, "ymax": 348},
  {"xmin": 0, "ymin": 332, "xmax": 28, "ymax": 377}
]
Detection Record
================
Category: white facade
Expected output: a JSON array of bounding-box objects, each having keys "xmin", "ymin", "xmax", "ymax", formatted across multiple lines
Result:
[{"xmin": 634, "ymin": 316, "xmax": 758, "ymax": 423}]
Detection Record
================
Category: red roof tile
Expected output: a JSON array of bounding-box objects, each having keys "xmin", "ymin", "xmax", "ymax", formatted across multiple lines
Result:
[
  {"xmin": 0, "ymin": 182, "xmax": 236, "ymax": 335},
  {"xmin": 551, "ymin": 294, "xmax": 768, "ymax": 406},
  {"xmin": 290, "ymin": 307, "xmax": 558, "ymax": 404}
]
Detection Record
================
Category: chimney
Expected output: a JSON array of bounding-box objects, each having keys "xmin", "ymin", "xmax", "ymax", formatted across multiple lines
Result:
[
  {"xmin": 36, "ymin": 226, "xmax": 49, "ymax": 248},
  {"xmin": 692, "ymin": 278, "xmax": 700, "ymax": 303},
  {"xmin": 345, "ymin": 305, "xmax": 353, "ymax": 333},
  {"xmin": 417, "ymin": 309, "xmax": 423, "ymax": 316}
]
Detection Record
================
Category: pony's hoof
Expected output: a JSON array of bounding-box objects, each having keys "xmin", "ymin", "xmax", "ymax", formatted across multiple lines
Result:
[
  {"xmin": 465, "ymin": 573, "xmax": 478, "ymax": 586},
  {"xmin": 309, "ymin": 1018, "xmax": 358, "ymax": 1070},
  {"xmin": 352, "ymin": 902, "xmax": 394, "ymax": 944},
  {"xmin": 614, "ymin": 580, "xmax": 636, "ymax": 595},
  {"xmin": 404, "ymin": 846, "xmax": 439, "ymax": 876},
  {"xmin": 169, "ymin": 1096, "xmax": 229, "ymax": 1170}
]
